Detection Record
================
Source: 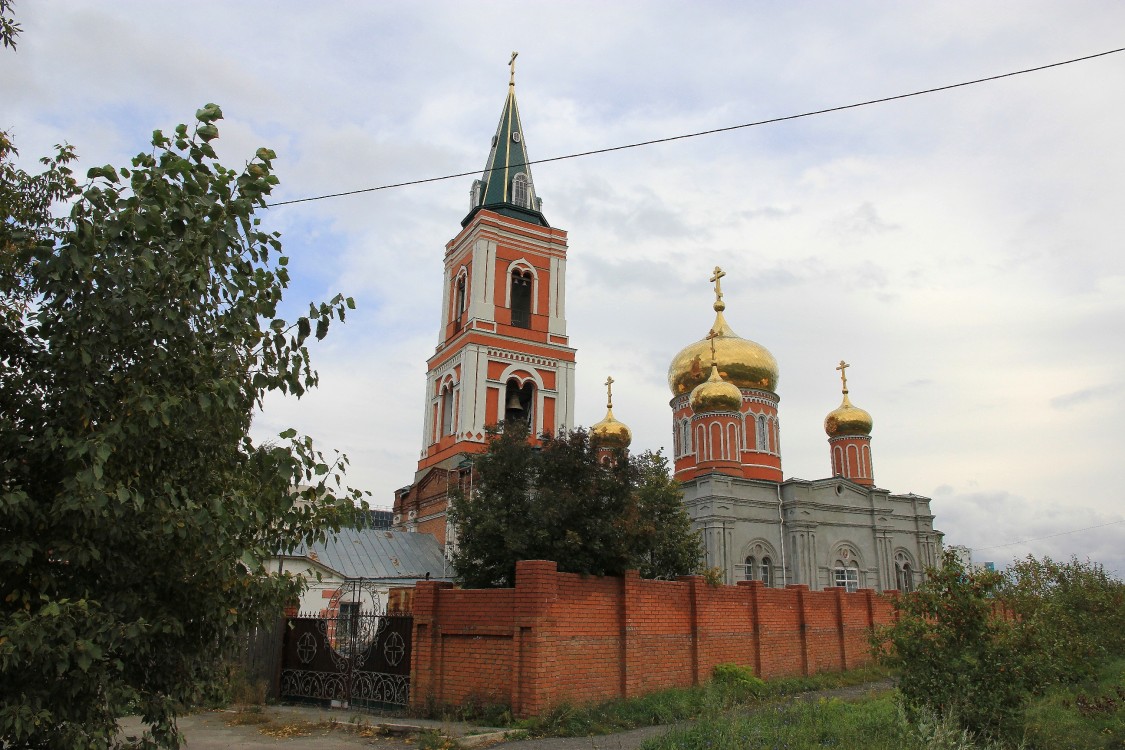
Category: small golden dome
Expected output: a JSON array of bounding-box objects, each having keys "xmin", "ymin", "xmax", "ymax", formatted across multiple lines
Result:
[
  {"xmin": 690, "ymin": 364, "xmax": 743, "ymax": 413},
  {"xmin": 591, "ymin": 408, "xmax": 632, "ymax": 448},
  {"xmin": 591, "ymin": 375, "xmax": 631, "ymax": 448},
  {"xmin": 824, "ymin": 361, "xmax": 872, "ymax": 437},
  {"xmin": 824, "ymin": 394, "xmax": 873, "ymax": 437},
  {"xmin": 667, "ymin": 267, "xmax": 778, "ymax": 396}
]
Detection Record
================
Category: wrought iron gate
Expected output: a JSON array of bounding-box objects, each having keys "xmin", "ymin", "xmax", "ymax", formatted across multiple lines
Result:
[{"xmin": 279, "ymin": 581, "xmax": 412, "ymax": 708}]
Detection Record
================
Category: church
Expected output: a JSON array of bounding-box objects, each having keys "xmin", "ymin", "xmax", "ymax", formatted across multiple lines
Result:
[{"xmin": 392, "ymin": 59, "xmax": 942, "ymax": 593}]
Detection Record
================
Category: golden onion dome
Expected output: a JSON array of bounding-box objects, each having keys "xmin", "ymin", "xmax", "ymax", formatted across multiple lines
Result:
[
  {"xmin": 668, "ymin": 267, "xmax": 779, "ymax": 396},
  {"xmin": 690, "ymin": 363, "xmax": 743, "ymax": 413},
  {"xmin": 824, "ymin": 394, "xmax": 873, "ymax": 437},
  {"xmin": 824, "ymin": 361, "xmax": 872, "ymax": 437},
  {"xmin": 591, "ymin": 408, "xmax": 632, "ymax": 448},
  {"xmin": 591, "ymin": 376, "xmax": 632, "ymax": 448}
]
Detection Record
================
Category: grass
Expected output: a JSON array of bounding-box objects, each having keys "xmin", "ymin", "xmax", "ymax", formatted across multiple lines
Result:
[
  {"xmin": 1022, "ymin": 658, "xmax": 1125, "ymax": 750},
  {"xmin": 439, "ymin": 664, "xmax": 894, "ymax": 738},
  {"xmin": 638, "ymin": 659, "xmax": 1125, "ymax": 750}
]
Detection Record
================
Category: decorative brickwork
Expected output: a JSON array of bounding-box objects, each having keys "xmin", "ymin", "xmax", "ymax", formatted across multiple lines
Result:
[{"xmin": 410, "ymin": 560, "xmax": 898, "ymax": 717}]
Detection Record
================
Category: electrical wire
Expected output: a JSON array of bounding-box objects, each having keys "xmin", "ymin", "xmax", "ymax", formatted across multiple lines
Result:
[
  {"xmin": 267, "ymin": 46, "xmax": 1125, "ymax": 208},
  {"xmin": 971, "ymin": 518, "xmax": 1125, "ymax": 554}
]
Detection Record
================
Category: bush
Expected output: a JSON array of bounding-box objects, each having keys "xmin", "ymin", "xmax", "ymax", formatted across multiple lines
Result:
[
  {"xmin": 712, "ymin": 663, "xmax": 765, "ymax": 697},
  {"xmin": 877, "ymin": 552, "xmax": 1125, "ymax": 745},
  {"xmin": 876, "ymin": 551, "xmax": 1029, "ymax": 741}
]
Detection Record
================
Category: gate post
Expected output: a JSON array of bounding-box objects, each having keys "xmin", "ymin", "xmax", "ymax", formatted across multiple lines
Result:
[{"xmin": 410, "ymin": 579, "xmax": 453, "ymax": 711}]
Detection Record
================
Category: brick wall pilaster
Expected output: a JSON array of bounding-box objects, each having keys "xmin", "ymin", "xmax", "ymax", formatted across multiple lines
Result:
[
  {"xmin": 679, "ymin": 574, "xmax": 705, "ymax": 685},
  {"xmin": 787, "ymin": 584, "xmax": 811, "ymax": 675},
  {"xmin": 409, "ymin": 579, "xmax": 454, "ymax": 711},
  {"xmin": 737, "ymin": 580, "xmax": 764, "ymax": 676},
  {"xmin": 621, "ymin": 569, "xmax": 641, "ymax": 698},
  {"xmin": 513, "ymin": 560, "xmax": 559, "ymax": 717}
]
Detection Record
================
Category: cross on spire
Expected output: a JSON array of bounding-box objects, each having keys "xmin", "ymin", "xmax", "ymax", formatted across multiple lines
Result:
[
  {"xmin": 710, "ymin": 266, "xmax": 726, "ymax": 302},
  {"xmin": 836, "ymin": 360, "xmax": 850, "ymax": 394},
  {"xmin": 509, "ymin": 51, "xmax": 518, "ymax": 86},
  {"xmin": 706, "ymin": 328, "xmax": 719, "ymax": 367},
  {"xmin": 605, "ymin": 375, "xmax": 615, "ymax": 409}
]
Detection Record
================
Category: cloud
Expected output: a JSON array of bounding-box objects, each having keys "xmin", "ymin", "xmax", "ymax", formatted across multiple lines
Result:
[{"xmin": 1049, "ymin": 383, "xmax": 1122, "ymax": 409}]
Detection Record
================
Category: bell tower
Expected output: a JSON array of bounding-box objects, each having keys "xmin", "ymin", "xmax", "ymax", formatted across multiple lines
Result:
[{"xmin": 394, "ymin": 55, "xmax": 577, "ymax": 544}]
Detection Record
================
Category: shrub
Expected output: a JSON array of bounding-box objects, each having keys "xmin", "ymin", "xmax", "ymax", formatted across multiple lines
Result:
[
  {"xmin": 712, "ymin": 663, "xmax": 765, "ymax": 697},
  {"xmin": 875, "ymin": 551, "xmax": 1029, "ymax": 741}
]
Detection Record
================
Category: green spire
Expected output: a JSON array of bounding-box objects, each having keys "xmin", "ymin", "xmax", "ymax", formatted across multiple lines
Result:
[{"xmin": 464, "ymin": 52, "xmax": 548, "ymax": 228}]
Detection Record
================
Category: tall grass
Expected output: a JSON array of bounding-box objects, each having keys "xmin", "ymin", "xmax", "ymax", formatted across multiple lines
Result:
[
  {"xmin": 501, "ymin": 664, "xmax": 892, "ymax": 737},
  {"xmin": 640, "ymin": 659, "xmax": 1125, "ymax": 750}
]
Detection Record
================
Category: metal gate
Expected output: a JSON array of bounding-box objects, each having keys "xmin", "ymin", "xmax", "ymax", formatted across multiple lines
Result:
[{"xmin": 279, "ymin": 581, "xmax": 412, "ymax": 708}]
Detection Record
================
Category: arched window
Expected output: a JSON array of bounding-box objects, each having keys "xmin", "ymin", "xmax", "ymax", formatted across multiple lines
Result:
[
  {"xmin": 894, "ymin": 551, "xmax": 915, "ymax": 593},
  {"xmin": 834, "ymin": 561, "xmax": 859, "ymax": 593},
  {"xmin": 504, "ymin": 378, "xmax": 534, "ymax": 427},
  {"xmin": 440, "ymin": 384, "xmax": 454, "ymax": 436},
  {"xmin": 760, "ymin": 556, "xmax": 772, "ymax": 587},
  {"xmin": 744, "ymin": 556, "xmax": 756, "ymax": 581},
  {"xmin": 469, "ymin": 179, "xmax": 483, "ymax": 210},
  {"xmin": 756, "ymin": 415, "xmax": 768, "ymax": 452},
  {"xmin": 681, "ymin": 419, "xmax": 692, "ymax": 455},
  {"xmin": 512, "ymin": 172, "xmax": 529, "ymax": 207},
  {"xmin": 510, "ymin": 269, "xmax": 532, "ymax": 328},
  {"xmin": 456, "ymin": 275, "xmax": 467, "ymax": 317}
]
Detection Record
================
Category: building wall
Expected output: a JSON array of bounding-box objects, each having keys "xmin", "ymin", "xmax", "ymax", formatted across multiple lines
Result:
[
  {"xmin": 410, "ymin": 559, "xmax": 898, "ymax": 717},
  {"xmin": 683, "ymin": 474, "xmax": 941, "ymax": 589}
]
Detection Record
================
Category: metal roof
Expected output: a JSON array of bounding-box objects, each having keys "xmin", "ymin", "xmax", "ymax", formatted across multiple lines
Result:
[{"xmin": 289, "ymin": 527, "xmax": 451, "ymax": 582}]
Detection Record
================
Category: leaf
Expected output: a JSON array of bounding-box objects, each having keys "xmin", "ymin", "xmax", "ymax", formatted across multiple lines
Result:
[
  {"xmin": 315, "ymin": 318, "xmax": 329, "ymax": 340},
  {"xmin": 195, "ymin": 103, "xmax": 223, "ymax": 123}
]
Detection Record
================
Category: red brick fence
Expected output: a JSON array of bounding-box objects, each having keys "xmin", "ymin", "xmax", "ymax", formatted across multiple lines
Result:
[{"xmin": 409, "ymin": 560, "xmax": 898, "ymax": 716}]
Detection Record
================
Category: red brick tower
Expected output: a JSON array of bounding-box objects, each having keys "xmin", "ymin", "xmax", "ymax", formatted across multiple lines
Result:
[
  {"xmin": 590, "ymin": 375, "xmax": 632, "ymax": 464},
  {"xmin": 823, "ymin": 360, "xmax": 875, "ymax": 486},
  {"xmin": 394, "ymin": 55, "xmax": 577, "ymax": 544},
  {"xmin": 668, "ymin": 267, "xmax": 782, "ymax": 483}
]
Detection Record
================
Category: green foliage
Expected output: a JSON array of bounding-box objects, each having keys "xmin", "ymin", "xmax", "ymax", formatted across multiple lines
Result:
[
  {"xmin": 448, "ymin": 422, "xmax": 702, "ymax": 588},
  {"xmin": 876, "ymin": 551, "xmax": 1027, "ymax": 741},
  {"xmin": 1022, "ymin": 658, "xmax": 1125, "ymax": 750},
  {"xmin": 712, "ymin": 663, "xmax": 766, "ymax": 697},
  {"xmin": 999, "ymin": 555, "xmax": 1125, "ymax": 687},
  {"xmin": 0, "ymin": 110, "xmax": 362, "ymax": 748},
  {"xmin": 0, "ymin": 0, "xmax": 20, "ymax": 50},
  {"xmin": 877, "ymin": 551, "xmax": 1125, "ymax": 745}
]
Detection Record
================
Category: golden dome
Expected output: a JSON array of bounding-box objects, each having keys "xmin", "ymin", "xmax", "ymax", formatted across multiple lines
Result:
[
  {"xmin": 668, "ymin": 267, "xmax": 779, "ymax": 396},
  {"xmin": 824, "ymin": 394, "xmax": 873, "ymax": 437},
  {"xmin": 591, "ymin": 408, "xmax": 632, "ymax": 448},
  {"xmin": 591, "ymin": 375, "xmax": 632, "ymax": 448},
  {"xmin": 690, "ymin": 363, "xmax": 743, "ymax": 413},
  {"xmin": 824, "ymin": 361, "xmax": 872, "ymax": 437}
]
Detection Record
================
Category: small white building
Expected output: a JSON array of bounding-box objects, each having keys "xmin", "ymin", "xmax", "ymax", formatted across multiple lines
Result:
[{"xmin": 270, "ymin": 526, "xmax": 451, "ymax": 616}]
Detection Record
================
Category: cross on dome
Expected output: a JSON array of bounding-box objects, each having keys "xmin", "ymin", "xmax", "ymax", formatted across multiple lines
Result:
[
  {"xmin": 706, "ymin": 328, "xmax": 719, "ymax": 366},
  {"xmin": 710, "ymin": 266, "xmax": 726, "ymax": 311},
  {"xmin": 509, "ymin": 51, "xmax": 518, "ymax": 86},
  {"xmin": 605, "ymin": 375, "xmax": 615, "ymax": 409},
  {"xmin": 836, "ymin": 360, "xmax": 850, "ymax": 394}
]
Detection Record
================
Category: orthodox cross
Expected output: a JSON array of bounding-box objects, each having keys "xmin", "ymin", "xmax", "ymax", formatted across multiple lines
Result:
[
  {"xmin": 836, "ymin": 360, "xmax": 850, "ymax": 394},
  {"xmin": 706, "ymin": 328, "xmax": 719, "ymax": 367},
  {"xmin": 710, "ymin": 266, "xmax": 726, "ymax": 305},
  {"xmin": 509, "ymin": 51, "xmax": 518, "ymax": 86},
  {"xmin": 605, "ymin": 375, "xmax": 614, "ymax": 409}
]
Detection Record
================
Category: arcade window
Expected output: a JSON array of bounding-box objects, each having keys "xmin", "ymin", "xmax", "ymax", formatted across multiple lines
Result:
[{"xmin": 510, "ymin": 270, "xmax": 532, "ymax": 328}]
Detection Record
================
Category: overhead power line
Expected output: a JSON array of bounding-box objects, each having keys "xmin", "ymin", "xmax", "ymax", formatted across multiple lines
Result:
[
  {"xmin": 971, "ymin": 518, "xmax": 1125, "ymax": 554},
  {"xmin": 268, "ymin": 46, "xmax": 1125, "ymax": 209}
]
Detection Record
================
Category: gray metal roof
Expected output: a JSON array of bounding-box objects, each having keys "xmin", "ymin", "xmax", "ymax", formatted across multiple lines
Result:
[{"xmin": 289, "ymin": 527, "xmax": 451, "ymax": 582}]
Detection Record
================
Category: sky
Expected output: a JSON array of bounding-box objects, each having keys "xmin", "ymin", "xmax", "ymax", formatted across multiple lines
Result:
[{"xmin": 4, "ymin": 2, "xmax": 1123, "ymax": 575}]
